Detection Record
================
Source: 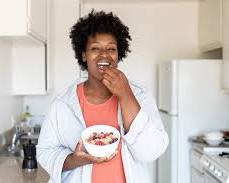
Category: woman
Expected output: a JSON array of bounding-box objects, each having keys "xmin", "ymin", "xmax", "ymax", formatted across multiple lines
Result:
[{"xmin": 37, "ymin": 10, "xmax": 168, "ymax": 183}]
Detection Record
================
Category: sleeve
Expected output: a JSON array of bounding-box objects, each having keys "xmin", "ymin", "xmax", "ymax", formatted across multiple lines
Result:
[
  {"xmin": 122, "ymin": 88, "xmax": 169, "ymax": 162},
  {"xmin": 36, "ymin": 101, "xmax": 73, "ymax": 183}
]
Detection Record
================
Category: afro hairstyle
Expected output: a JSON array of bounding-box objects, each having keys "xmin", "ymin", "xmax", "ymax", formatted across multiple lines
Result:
[{"xmin": 69, "ymin": 9, "xmax": 132, "ymax": 70}]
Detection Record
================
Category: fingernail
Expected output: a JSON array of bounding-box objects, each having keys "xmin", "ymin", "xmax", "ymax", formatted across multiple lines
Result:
[{"xmin": 98, "ymin": 67, "xmax": 104, "ymax": 72}]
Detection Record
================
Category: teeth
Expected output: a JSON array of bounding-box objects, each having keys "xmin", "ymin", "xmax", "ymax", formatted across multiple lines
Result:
[{"xmin": 97, "ymin": 62, "xmax": 110, "ymax": 66}]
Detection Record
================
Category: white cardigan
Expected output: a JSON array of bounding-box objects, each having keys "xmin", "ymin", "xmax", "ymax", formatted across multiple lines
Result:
[{"xmin": 37, "ymin": 78, "xmax": 169, "ymax": 183}]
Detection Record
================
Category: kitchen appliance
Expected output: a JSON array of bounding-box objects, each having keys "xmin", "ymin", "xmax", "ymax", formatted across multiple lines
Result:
[
  {"xmin": 191, "ymin": 148, "xmax": 229, "ymax": 183},
  {"xmin": 157, "ymin": 60, "xmax": 229, "ymax": 183},
  {"xmin": 191, "ymin": 136, "xmax": 229, "ymax": 155},
  {"xmin": 190, "ymin": 149, "xmax": 205, "ymax": 183},
  {"xmin": 200, "ymin": 154, "xmax": 229, "ymax": 183},
  {"xmin": 22, "ymin": 140, "xmax": 37, "ymax": 170}
]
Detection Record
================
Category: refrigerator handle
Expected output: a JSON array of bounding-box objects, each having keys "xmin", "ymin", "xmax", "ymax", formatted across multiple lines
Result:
[
  {"xmin": 159, "ymin": 109, "xmax": 169, "ymax": 114},
  {"xmin": 159, "ymin": 109, "xmax": 178, "ymax": 117}
]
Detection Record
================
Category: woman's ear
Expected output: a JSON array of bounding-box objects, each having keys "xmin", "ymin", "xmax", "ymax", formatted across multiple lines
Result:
[{"xmin": 82, "ymin": 52, "xmax": 86, "ymax": 62}]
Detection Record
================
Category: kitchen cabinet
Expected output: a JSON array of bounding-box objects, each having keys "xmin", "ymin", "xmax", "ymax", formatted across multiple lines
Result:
[
  {"xmin": 0, "ymin": 0, "xmax": 47, "ymax": 43},
  {"xmin": 199, "ymin": 0, "xmax": 229, "ymax": 92},
  {"xmin": 11, "ymin": 43, "xmax": 48, "ymax": 95},
  {"xmin": 222, "ymin": 0, "xmax": 229, "ymax": 92},
  {"xmin": 199, "ymin": 0, "xmax": 223, "ymax": 52},
  {"xmin": 8, "ymin": 0, "xmax": 51, "ymax": 95}
]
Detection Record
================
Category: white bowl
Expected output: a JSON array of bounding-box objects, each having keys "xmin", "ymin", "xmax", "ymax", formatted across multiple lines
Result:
[
  {"xmin": 204, "ymin": 138, "xmax": 224, "ymax": 146},
  {"xmin": 81, "ymin": 125, "xmax": 120, "ymax": 158},
  {"xmin": 204, "ymin": 131, "xmax": 223, "ymax": 140}
]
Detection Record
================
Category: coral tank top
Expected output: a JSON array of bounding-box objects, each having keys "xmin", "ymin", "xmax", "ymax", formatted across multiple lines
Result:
[{"xmin": 77, "ymin": 83, "xmax": 126, "ymax": 183}]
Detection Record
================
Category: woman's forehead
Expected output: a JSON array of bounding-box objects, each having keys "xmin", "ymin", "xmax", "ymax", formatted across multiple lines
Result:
[{"xmin": 87, "ymin": 33, "xmax": 117, "ymax": 45}]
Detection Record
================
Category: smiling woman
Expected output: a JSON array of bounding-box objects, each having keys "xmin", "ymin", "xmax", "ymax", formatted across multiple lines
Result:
[
  {"xmin": 36, "ymin": 9, "xmax": 169, "ymax": 183},
  {"xmin": 82, "ymin": 33, "xmax": 119, "ymax": 83}
]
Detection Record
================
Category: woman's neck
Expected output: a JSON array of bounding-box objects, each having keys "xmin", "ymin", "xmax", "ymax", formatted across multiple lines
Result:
[{"xmin": 84, "ymin": 79, "xmax": 112, "ymax": 100}]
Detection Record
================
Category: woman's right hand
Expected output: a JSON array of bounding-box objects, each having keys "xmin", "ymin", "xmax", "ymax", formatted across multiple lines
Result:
[{"xmin": 63, "ymin": 140, "xmax": 118, "ymax": 171}]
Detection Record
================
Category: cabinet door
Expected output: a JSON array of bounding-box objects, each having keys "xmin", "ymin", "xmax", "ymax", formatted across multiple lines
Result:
[
  {"xmin": 27, "ymin": 0, "xmax": 47, "ymax": 42},
  {"xmin": 0, "ymin": 0, "xmax": 46, "ymax": 43},
  {"xmin": 0, "ymin": 0, "xmax": 27, "ymax": 36},
  {"xmin": 199, "ymin": 0, "xmax": 223, "ymax": 52},
  {"xmin": 223, "ymin": 0, "xmax": 229, "ymax": 91},
  {"xmin": 11, "ymin": 44, "xmax": 47, "ymax": 95}
]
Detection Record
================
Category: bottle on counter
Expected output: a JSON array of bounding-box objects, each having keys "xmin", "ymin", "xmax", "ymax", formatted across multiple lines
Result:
[
  {"xmin": 22, "ymin": 140, "xmax": 38, "ymax": 170},
  {"xmin": 20, "ymin": 105, "xmax": 32, "ymax": 122}
]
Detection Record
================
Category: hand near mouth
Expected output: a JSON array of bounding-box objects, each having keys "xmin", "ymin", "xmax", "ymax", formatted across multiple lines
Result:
[{"xmin": 99, "ymin": 67, "xmax": 132, "ymax": 99}]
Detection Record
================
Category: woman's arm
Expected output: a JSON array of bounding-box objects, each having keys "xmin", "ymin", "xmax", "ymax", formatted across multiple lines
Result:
[
  {"xmin": 100, "ymin": 67, "xmax": 140, "ymax": 132},
  {"xmin": 118, "ymin": 88, "xmax": 140, "ymax": 132},
  {"xmin": 122, "ymin": 88, "xmax": 169, "ymax": 162}
]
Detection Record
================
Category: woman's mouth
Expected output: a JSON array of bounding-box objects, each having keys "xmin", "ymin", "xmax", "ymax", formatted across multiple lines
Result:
[{"xmin": 97, "ymin": 62, "xmax": 111, "ymax": 69}]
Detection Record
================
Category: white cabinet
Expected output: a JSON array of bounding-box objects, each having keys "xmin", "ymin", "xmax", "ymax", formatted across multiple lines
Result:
[
  {"xmin": 11, "ymin": 43, "xmax": 48, "ymax": 95},
  {"xmin": 199, "ymin": 0, "xmax": 223, "ymax": 52},
  {"xmin": 0, "ymin": 0, "xmax": 47, "ymax": 43},
  {"xmin": 222, "ymin": 0, "xmax": 229, "ymax": 92},
  {"xmin": 199, "ymin": 0, "xmax": 229, "ymax": 92},
  {"xmin": 3, "ymin": 0, "xmax": 51, "ymax": 95}
]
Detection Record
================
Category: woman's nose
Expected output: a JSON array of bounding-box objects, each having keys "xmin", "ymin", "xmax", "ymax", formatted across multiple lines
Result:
[{"xmin": 100, "ymin": 48, "xmax": 109, "ymax": 57}]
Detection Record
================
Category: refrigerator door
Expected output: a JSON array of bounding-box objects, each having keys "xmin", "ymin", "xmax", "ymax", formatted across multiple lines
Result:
[
  {"xmin": 158, "ymin": 112, "xmax": 178, "ymax": 183},
  {"xmin": 158, "ymin": 61, "xmax": 178, "ymax": 115}
]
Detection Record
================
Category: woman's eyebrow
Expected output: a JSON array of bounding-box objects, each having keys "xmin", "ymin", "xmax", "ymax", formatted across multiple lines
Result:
[
  {"xmin": 90, "ymin": 41, "xmax": 117, "ymax": 45},
  {"xmin": 108, "ymin": 41, "xmax": 117, "ymax": 44}
]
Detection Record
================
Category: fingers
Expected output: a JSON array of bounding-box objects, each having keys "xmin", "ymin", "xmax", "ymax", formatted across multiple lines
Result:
[
  {"xmin": 103, "ymin": 73, "xmax": 114, "ymax": 82},
  {"xmin": 105, "ymin": 150, "xmax": 118, "ymax": 162},
  {"xmin": 85, "ymin": 149, "xmax": 118, "ymax": 164},
  {"xmin": 84, "ymin": 154, "xmax": 107, "ymax": 163},
  {"xmin": 102, "ymin": 78, "xmax": 113, "ymax": 91},
  {"xmin": 103, "ymin": 67, "xmax": 120, "ymax": 79},
  {"xmin": 101, "ymin": 68, "xmax": 121, "ymax": 88},
  {"xmin": 75, "ymin": 139, "xmax": 83, "ymax": 152}
]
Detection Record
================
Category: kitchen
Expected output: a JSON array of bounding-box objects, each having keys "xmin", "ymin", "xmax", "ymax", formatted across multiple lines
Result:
[{"xmin": 0, "ymin": 0, "xmax": 229, "ymax": 183}]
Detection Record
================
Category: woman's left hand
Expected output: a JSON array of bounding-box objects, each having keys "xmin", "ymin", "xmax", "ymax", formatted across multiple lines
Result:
[{"xmin": 99, "ymin": 67, "xmax": 132, "ymax": 99}]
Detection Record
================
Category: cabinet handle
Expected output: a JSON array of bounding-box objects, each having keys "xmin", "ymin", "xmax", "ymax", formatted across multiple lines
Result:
[{"xmin": 27, "ymin": 0, "xmax": 31, "ymax": 17}]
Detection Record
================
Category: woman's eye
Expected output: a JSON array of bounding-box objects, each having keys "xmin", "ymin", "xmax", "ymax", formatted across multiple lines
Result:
[
  {"xmin": 108, "ymin": 48, "xmax": 117, "ymax": 52},
  {"xmin": 91, "ymin": 47, "xmax": 100, "ymax": 51}
]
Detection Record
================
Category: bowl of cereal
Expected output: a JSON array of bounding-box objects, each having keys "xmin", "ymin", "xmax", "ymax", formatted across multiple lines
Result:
[{"xmin": 81, "ymin": 125, "xmax": 120, "ymax": 158}]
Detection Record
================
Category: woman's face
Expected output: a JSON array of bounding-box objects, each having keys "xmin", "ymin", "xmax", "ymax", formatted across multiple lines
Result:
[{"xmin": 82, "ymin": 33, "xmax": 118, "ymax": 81}]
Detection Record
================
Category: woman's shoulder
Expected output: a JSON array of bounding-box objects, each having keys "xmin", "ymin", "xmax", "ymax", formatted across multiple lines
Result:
[{"xmin": 52, "ymin": 78, "xmax": 86, "ymax": 105}]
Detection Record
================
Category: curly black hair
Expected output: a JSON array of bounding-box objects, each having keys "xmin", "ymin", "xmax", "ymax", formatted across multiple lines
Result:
[{"xmin": 69, "ymin": 9, "xmax": 132, "ymax": 70}]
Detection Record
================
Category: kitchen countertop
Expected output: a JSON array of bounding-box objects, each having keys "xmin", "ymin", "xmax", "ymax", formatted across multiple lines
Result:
[{"xmin": 0, "ymin": 156, "xmax": 49, "ymax": 183}]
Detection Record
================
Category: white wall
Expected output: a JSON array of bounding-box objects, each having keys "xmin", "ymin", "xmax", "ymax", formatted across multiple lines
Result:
[
  {"xmin": 83, "ymin": 1, "xmax": 203, "ymax": 98},
  {"xmin": 0, "ymin": 40, "xmax": 23, "ymax": 132}
]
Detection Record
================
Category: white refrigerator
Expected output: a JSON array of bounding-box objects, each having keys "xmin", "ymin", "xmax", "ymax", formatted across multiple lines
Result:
[{"xmin": 157, "ymin": 60, "xmax": 229, "ymax": 183}]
